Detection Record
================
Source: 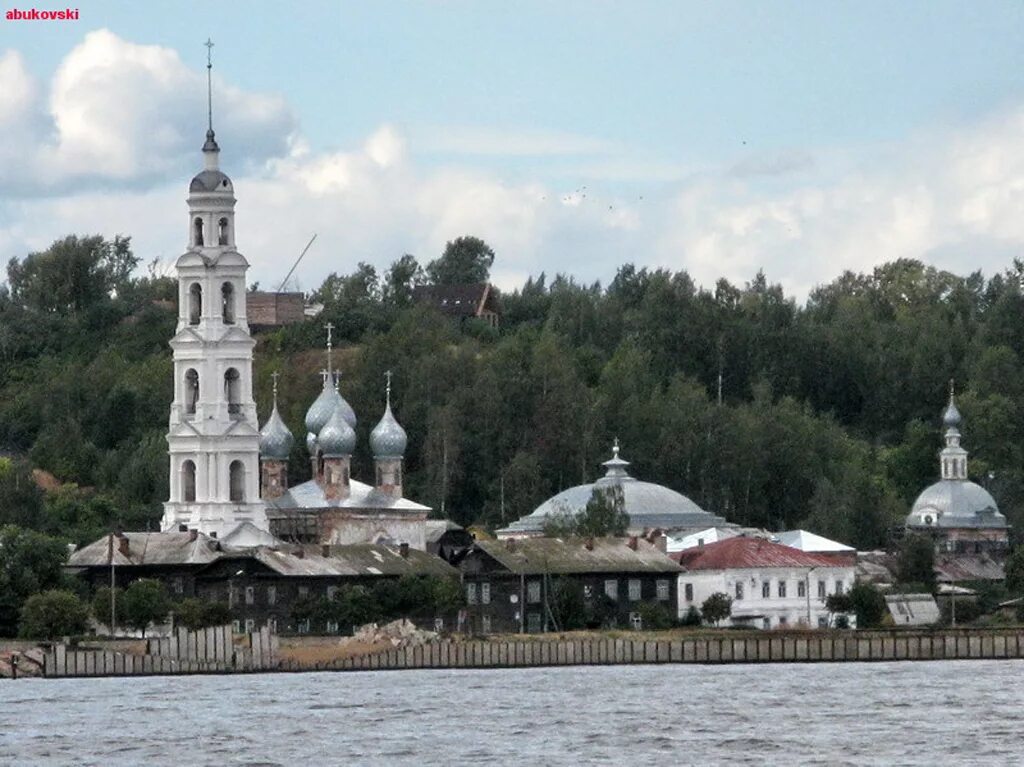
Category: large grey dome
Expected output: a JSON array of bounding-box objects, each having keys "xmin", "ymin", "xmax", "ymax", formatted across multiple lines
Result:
[
  {"xmin": 259, "ymin": 405, "xmax": 294, "ymax": 460},
  {"xmin": 370, "ymin": 403, "xmax": 407, "ymax": 459},
  {"xmin": 318, "ymin": 405, "xmax": 356, "ymax": 457},
  {"xmin": 497, "ymin": 443, "xmax": 729, "ymax": 536},
  {"xmin": 906, "ymin": 480, "xmax": 1006, "ymax": 529}
]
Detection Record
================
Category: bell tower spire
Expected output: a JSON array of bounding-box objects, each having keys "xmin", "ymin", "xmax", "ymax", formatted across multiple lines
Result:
[
  {"xmin": 940, "ymin": 380, "xmax": 968, "ymax": 481},
  {"xmin": 202, "ymin": 38, "xmax": 219, "ymax": 161}
]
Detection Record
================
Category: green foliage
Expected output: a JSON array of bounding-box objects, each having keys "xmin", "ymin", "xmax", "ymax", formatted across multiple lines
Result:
[
  {"xmin": 0, "ymin": 525, "xmax": 68, "ymax": 636},
  {"xmin": 847, "ymin": 582, "xmax": 888, "ymax": 629},
  {"xmin": 426, "ymin": 235, "xmax": 495, "ymax": 285},
  {"xmin": 19, "ymin": 589, "xmax": 89, "ymax": 639},
  {"xmin": 897, "ymin": 534, "xmax": 936, "ymax": 591},
  {"xmin": 542, "ymin": 487, "xmax": 628, "ymax": 538},
  {"xmin": 700, "ymin": 592, "xmax": 733, "ymax": 626},
  {"xmin": 91, "ymin": 586, "xmax": 124, "ymax": 630},
  {"xmin": 634, "ymin": 602, "xmax": 674, "ymax": 630},
  {"xmin": 548, "ymin": 578, "xmax": 588, "ymax": 631},
  {"xmin": 173, "ymin": 598, "xmax": 231, "ymax": 631},
  {"xmin": 121, "ymin": 579, "xmax": 171, "ymax": 636},
  {"xmin": 1005, "ymin": 547, "xmax": 1024, "ymax": 594}
]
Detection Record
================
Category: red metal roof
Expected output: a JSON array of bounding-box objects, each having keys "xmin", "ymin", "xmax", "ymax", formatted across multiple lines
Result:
[{"xmin": 671, "ymin": 536, "xmax": 845, "ymax": 571}]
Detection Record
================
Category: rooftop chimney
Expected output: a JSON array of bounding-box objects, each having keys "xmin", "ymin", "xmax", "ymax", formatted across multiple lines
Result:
[
  {"xmin": 653, "ymin": 534, "xmax": 667, "ymax": 553},
  {"xmin": 399, "ymin": 542, "xmax": 409, "ymax": 559},
  {"xmin": 322, "ymin": 544, "xmax": 331, "ymax": 558},
  {"xmin": 209, "ymin": 531, "xmax": 217, "ymax": 539},
  {"xmin": 584, "ymin": 538, "xmax": 594, "ymax": 551},
  {"xmin": 188, "ymin": 529, "xmax": 198, "ymax": 542},
  {"xmin": 178, "ymin": 524, "xmax": 188, "ymax": 532},
  {"xmin": 294, "ymin": 548, "xmax": 305, "ymax": 559},
  {"xmin": 627, "ymin": 536, "xmax": 638, "ymax": 551},
  {"xmin": 117, "ymin": 535, "xmax": 129, "ymax": 557}
]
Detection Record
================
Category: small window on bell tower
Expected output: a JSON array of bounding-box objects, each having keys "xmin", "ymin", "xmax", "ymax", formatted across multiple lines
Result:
[
  {"xmin": 221, "ymin": 282, "xmax": 235, "ymax": 324},
  {"xmin": 218, "ymin": 217, "xmax": 229, "ymax": 246},
  {"xmin": 194, "ymin": 217, "xmax": 204, "ymax": 247},
  {"xmin": 189, "ymin": 283, "xmax": 202, "ymax": 325}
]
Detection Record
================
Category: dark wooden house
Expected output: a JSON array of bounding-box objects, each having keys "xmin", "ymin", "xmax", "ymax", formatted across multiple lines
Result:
[
  {"xmin": 413, "ymin": 283, "xmax": 500, "ymax": 327},
  {"xmin": 456, "ymin": 537, "xmax": 680, "ymax": 634}
]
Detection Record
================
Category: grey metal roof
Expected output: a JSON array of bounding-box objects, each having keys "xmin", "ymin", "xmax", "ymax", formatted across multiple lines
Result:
[
  {"xmin": 906, "ymin": 480, "xmax": 1007, "ymax": 529},
  {"xmin": 266, "ymin": 478, "xmax": 431, "ymax": 513},
  {"xmin": 370, "ymin": 403, "xmax": 408, "ymax": 459},
  {"xmin": 885, "ymin": 594, "xmax": 940, "ymax": 626},
  {"xmin": 68, "ymin": 532, "xmax": 223, "ymax": 567},
  {"xmin": 259, "ymin": 404, "xmax": 294, "ymax": 460},
  {"xmin": 498, "ymin": 445, "xmax": 727, "ymax": 536},
  {"xmin": 425, "ymin": 519, "xmax": 464, "ymax": 544},
  {"xmin": 246, "ymin": 544, "xmax": 456, "ymax": 578},
  {"xmin": 473, "ymin": 537, "xmax": 681, "ymax": 575},
  {"xmin": 189, "ymin": 169, "xmax": 232, "ymax": 193}
]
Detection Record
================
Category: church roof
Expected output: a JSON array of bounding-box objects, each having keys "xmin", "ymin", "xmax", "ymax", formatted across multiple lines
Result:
[
  {"xmin": 189, "ymin": 169, "xmax": 233, "ymax": 193},
  {"xmin": 266, "ymin": 477, "xmax": 431, "ymax": 514},
  {"xmin": 907, "ymin": 480, "xmax": 1006, "ymax": 528},
  {"xmin": 370, "ymin": 402, "xmax": 407, "ymax": 459},
  {"xmin": 259, "ymin": 404, "xmax": 294, "ymax": 460},
  {"xmin": 497, "ymin": 443, "xmax": 729, "ymax": 537}
]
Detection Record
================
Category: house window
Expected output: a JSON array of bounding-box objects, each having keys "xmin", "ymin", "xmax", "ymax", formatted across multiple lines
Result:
[
  {"xmin": 778, "ymin": 616, "xmax": 788, "ymax": 627},
  {"xmin": 630, "ymin": 612, "xmax": 643, "ymax": 630},
  {"xmin": 835, "ymin": 581, "xmax": 845, "ymax": 595},
  {"xmin": 267, "ymin": 586, "xmax": 276, "ymax": 606},
  {"xmin": 798, "ymin": 580, "xmax": 806, "ymax": 598},
  {"xmin": 762, "ymin": 582, "xmax": 770, "ymax": 599},
  {"xmin": 527, "ymin": 613, "xmax": 542, "ymax": 633},
  {"xmin": 466, "ymin": 582, "xmax": 478, "ymax": 604},
  {"xmin": 684, "ymin": 583, "xmax": 693, "ymax": 602},
  {"xmin": 604, "ymin": 580, "xmax": 619, "ymax": 600},
  {"xmin": 297, "ymin": 619, "xmax": 310, "ymax": 635},
  {"xmin": 326, "ymin": 585, "xmax": 338, "ymax": 600},
  {"xmin": 268, "ymin": 618, "xmax": 278, "ymax": 634},
  {"xmin": 326, "ymin": 621, "xmax": 339, "ymax": 634},
  {"xmin": 527, "ymin": 580, "xmax": 542, "ymax": 604},
  {"xmin": 656, "ymin": 580, "xmax": 670, "ymax": 601},
  {"xmin": 734, "ymin": 582, "xmax": 744, "ymax": 601},
  {"xmin": 245, "ymin": 586, "xmax": 255, "ymax": 605},
  {"xmin": 228, "ymin": 587, "xmax": 238, "ymax": 608},
  {"xmin": 298, "ymin": 586, "xmax": 309, "ymax": 598},
  {"xmin": 762, "ymin": 618, "xmax": 770, "ymax": 630},
  {"xmin": 232, "ymin": 620, "xmax": 241, "ymax": 633},
  {"xmin": 481, "ymin": 615, "xmax": 492, "ymax": 634},
  {"xmin": 481, "ymin": 582, "xmax": 491, "ymax": 605},
  {"xmin": 817, "ymin": 616, "xmax": 828, "ymax": 629},
  {"xmin": 434, "ymin": 617, "xmax": 444, "ymax": 632},
  {"xmin": 818, "ymin": 580, "xmax": 827, "ymax": 598},
  {"xmin": 172, "ymin": 576, "xmax": 184, "ymax": 595},
  {"xmin": 244, "ymin": 618, "xmax": 255, "ymax": 633},
  {"xmin": 584, "ymin": 584, "xmax": 594, "ymax": 599},
  {"xmin": 778, "ymin": 581, "xmax": 787, "ymax": 598},
  {"xmin": 628, "ymin": 579, "xmax": 642, "ymax": 601}
]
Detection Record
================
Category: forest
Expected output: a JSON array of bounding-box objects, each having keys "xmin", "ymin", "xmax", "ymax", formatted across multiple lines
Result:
[{"xmin": 2, "ymin": 233, "xmax": 1024, "ymax": 554}]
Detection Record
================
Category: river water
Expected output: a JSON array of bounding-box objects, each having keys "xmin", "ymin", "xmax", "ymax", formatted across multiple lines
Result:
[{"xmin": 0, "ymin": 661, "xmax": 1021, "ymax": 766}]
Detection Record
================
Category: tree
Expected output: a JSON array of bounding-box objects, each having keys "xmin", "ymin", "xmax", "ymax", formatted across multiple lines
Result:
[
  {"xmin": 121, "ymin": 579, "xmax": 171, "ymax": 636},
  {"xmin": 897, "ymin": 533, "xmax": 936, "ymax": 590},
  {"xmin": 847, "ymin": 582, "xmax": 887, "ymax": 629},
  {"xmin": 700, "ymin": 592, "xmax": 733, "ymax": 626},
  {"xmin": 19, "ymin": 590, "xmax": 89, "ymax": 639},
  {"xmin": 426, "ymin": 236, "xmax": 495, "ymax": 285},
  {"xmin": 542, "ymin": 487, "xmax": 628, "ymax": 538},
  {"xmin": 0, "ymin": 525, "xmax": 68, "ymax": 637},
  {"xmin": 1006, "ymin": 547, "xmax": 1024, "ymax": 594},
  {"xmin": 91, "ymin": 586, "xmax": 124, "ymax": 631},
  {"xmin": 174, "ymin": 598, "xmax": 231, "ymax": 631}
]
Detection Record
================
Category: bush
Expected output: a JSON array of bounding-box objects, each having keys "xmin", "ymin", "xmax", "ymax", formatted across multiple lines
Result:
[
  {"xmin": 19, "ymin": 590, "xmax": 89, "ymax": 639},
  {"xmin": 121, "ymin": 579, "xmax": 170, "ymax": 636},
  {"xmin": 174, "ymin": 598, "xmax": 231, "ymax": 631},
  {"xmin": 91, "ymin": 586, "xmax": 124, "ymax": 630},
  {"xmin": 679, "ymin": 605, "xmax": 702, "ymax": 627},
  {"xmin": 635, "ymin": 602, "xmax": 673, "ymax": 631}
]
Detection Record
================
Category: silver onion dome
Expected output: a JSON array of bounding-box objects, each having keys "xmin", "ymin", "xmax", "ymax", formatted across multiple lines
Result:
[
  {"xmin": 370, "ymin": 403, "xmax": 408, "ymax": 459},
  {"xmin": 942, "ymin": 399, "xmax": 962, "ymax": 428},
  {"xmin": 318, "ymin": 404, "xmax": 356, "ymax": 457},
  {"xmin": 259, "ymin": 405, "xmax": 294, "ymax": 460},
  {"xmin": 305, "ymin": 383, "xmax": 357, "ymax": 434}
]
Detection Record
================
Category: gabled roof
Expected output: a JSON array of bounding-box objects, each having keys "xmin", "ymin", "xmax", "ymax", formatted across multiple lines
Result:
[
  {"xmin": 775, "ymin": 529, "xmax": 855, "ymax": 553},
  {"xmin": 671, "ymin": 536, "xmax": 846, "ymax": 571},
  {"xmin": 235, "ymin": 544, "xmax": 457, "ymax": 578},
  {"xmin": 472, "ymin": 537, "xmax": 681, "ymax": 575},
  {"xmin": 413, "ymin": 283, "xmax": 497, "ymax": 318},
  {"xmin": 68, "ymin": 532, "xmax": 223, "ymax": 567},
  {"xmin": 267, "ymin": 478, "xmax": 431, "ymax": 513},
  {"xmin": 424, "ymin": 519, "xmax": 466, "ymax": 544}
]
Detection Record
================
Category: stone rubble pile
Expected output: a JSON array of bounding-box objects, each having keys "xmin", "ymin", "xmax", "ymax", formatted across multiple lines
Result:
[{"xmin": 351, "ymin": 619, "xmax": 438, "ymax": 647}]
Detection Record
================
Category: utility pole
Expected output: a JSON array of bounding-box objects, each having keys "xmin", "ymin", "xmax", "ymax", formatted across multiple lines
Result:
[{"xmin": 108, "ymin": 532, "xmax": 117, "ymax": 636}]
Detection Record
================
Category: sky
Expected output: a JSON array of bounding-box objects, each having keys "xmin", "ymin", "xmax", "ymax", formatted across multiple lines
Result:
[{"xmin": 2, "ymin": 1, "xmax": 1024, "ymax": 298}]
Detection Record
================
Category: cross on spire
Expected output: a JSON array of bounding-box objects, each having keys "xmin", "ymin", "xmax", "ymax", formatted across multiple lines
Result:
[
  {"xmin": 319, "ymin": 368, "xmax": 329, "ymax": 386},
  {"xmin": 271, "ymin": 370, "xmax": 280, "ymax": 406},
  {"xmin": 204, "ymin": 38, "xmax": 214, "ymax": 134},
  {"xmin": 385, "ymin": 369, "xmax": 393, "ymax": 408},
  {"xmin": 612, "ymin": 436, "xmax": 620, "ymax": 458},
  {"xmin": 949, "ymin": 377, "xmax": 956, "ymax": 401},
  {"xmin": 324, "ymin": 322, "xmax": 335, "ymax": 374}
]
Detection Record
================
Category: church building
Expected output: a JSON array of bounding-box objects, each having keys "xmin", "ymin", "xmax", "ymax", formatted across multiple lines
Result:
[{"xmin": 159, "ymin": 55, "xmax": 431, "ymax": 549}]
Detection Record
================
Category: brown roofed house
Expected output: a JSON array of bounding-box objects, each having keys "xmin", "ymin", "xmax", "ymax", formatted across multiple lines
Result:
[{"xmin": 413, "ymin": 283, "xmax": 500, "ymax": 327}]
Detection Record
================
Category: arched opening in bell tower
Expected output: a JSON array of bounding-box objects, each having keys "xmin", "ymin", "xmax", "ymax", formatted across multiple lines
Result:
[
  {"xmin": 225, "ymin": 368, "xmax": 241, "ymax": 415},
  {"xmin": 188, "ymin": 283, "xmax": 202, "ymax": 325},
  {"xmin": 218, "ymin": 217, "xmax": 230, "ymax": 245},
  {"xmin": 194, "ymin": 217, "xmax": 204, "ymax": 246},
  {"xmin": 182, "ymin": 459, "xmax": 197, "ymax": 502},
  {"xmin": 221, "ymin": 282, "xmax": 235, "ymax": 324},
  {"xmin": 185, "ymin": 369, "xmax": 200, "ymax": 415},
  {"xmin": 229, "ymin": 460, "xmax": 245, "ymax": 502}
]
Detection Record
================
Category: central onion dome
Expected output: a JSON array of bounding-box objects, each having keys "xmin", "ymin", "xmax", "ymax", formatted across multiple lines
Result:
[
  {"xmin": 370, "ymin": 402, "xmax": 408, "ymax": 459},
  {"xmin": 318, "ymin": 404, "xmax": 356, "ymax": 457},
  {"xmin": 259, "ymin": 403, "xmax": 294, "ymax": 460},
  {"xmin": 304, "ymin": 377, "xmax": 357, "ymax": 454}
]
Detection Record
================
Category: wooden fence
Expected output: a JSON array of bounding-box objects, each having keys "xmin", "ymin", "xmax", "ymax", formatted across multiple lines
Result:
[
  {"xmin": 281, "ymin": 628, "xmax": 1024, "ymax": 673},
  {"xmin": 41, "ymin": 625, "xmax": 278, "ymax": 678}
]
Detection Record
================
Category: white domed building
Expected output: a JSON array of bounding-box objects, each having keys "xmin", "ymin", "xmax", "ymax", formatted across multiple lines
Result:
[
  {"xmin": 904, "ymin": 389, "xmax": 1009, "ymax": 554},
  {"xmin": 497, "ymin": 442, "xmax": 732, "ymax": 539}
]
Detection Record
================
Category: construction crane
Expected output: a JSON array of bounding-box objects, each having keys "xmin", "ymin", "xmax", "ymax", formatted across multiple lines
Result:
[{"xmin": 276, "ymin": 234, "xmax": 317, "ymax": 293}]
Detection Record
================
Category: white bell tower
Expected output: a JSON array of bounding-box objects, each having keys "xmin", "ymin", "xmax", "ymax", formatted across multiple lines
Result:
[{"xmin": 161, "ymin": 40, "xmax": 266, "ymax": 536}]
